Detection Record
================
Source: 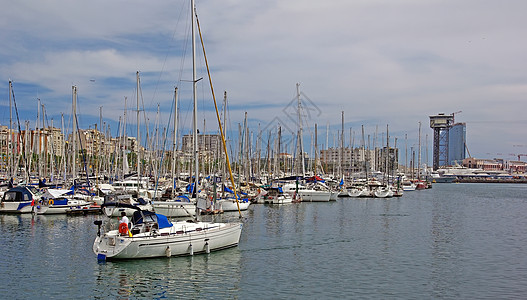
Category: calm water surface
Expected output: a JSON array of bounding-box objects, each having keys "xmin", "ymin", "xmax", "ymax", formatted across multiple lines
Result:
[{"xmin": 1, "ymin": 183, "xmax": 526, "ymax": 299}]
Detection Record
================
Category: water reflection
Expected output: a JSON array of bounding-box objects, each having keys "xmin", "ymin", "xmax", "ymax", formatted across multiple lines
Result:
[
  {"xmin": 2, "ymin": 184, "xmax": 527, "ymax": 298},
  {"xmin": 93, "ymin": 247, "xmax": 242, "ymax": 299}
]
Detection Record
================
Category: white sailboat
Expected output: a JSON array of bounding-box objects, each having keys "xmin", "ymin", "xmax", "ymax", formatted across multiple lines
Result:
[
  {"xmin": 93, "ymin": 0, "xmax": 242, "ymax": 259},
  {"xmin": 41, "ymin": 188, "xmax": 91, "ymax": 214}
]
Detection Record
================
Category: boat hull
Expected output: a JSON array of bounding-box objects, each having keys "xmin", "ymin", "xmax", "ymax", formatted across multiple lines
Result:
[
  {"xmin": 44, "ymin": 199, "xmax": 91, "ymax": 214},
  {"xmin": 152, "ymin": 202, "xmax": 196, "ymax": 217},
  {"xmin": 217, "ymin": 199, "xmax": 251, "ymax": 211},
  {"xmin": 298, "ymin": 190, "xmax": 331, "ymax": 202},
  {"xmin": 93, "ymin": 221, "xmax": 242, "ymax": 259},
  {"xmin": 0, "ymin": 201, "xmax": 48, "ymax": 214}
]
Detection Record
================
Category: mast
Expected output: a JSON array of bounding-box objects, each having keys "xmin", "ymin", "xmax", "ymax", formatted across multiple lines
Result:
[
  {"xmin": 72, "ymin": 86, "xmax": 77, "ymax": 183},
  {"xmin": 340, "ymin": 111, "xmax": 344, "ymax": 179},
  {"xmin": 296, "ymin": 83, "xmax": 305, "ymax": 177},
  {"xmin": 405, "ymin": 133, "xmax": 408, "ymax": 176},
  {"xmin": 222, "ymin": 91, "xmax": 227, "ymax": 194},
  {"xmin": 8, "ymin": 80, "xmax": 13, "ymax": 179},
  {"xmin": 277, "ymin": 125, "xmax": 281, "ymax": 176},
  {"xmin": 191, "ymin": 0, "xmax": 199, "ymax": 201},
  {"xmin": 418, "ymin": 121, "xmax": 422, "ymax": 181},
  {"xmin": 123, "ymin": 96, "xmax": 127, "ymax": 179},
  {"xmin": 314, "ymin": 124, "xmax": 318, "ymax": 175},
  {"xmin": 361, "ymin": 125, "xmax": 367, "ymax": 179},
  {"xmin": 386, "ymin": 124, "xmax": 389, "ymax": 184},
  {"xmin": 171, "ymin": 87, "xmax": 178, "ymax": 199},
  {"xmin": 136, "ymin": 71, "xmax": 141, "ymax": 196}
]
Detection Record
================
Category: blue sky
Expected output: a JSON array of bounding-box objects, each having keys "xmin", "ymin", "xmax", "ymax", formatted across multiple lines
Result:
[{"xmin": 1, "ymin": 0, "xmax": 527, "ymax": 164}]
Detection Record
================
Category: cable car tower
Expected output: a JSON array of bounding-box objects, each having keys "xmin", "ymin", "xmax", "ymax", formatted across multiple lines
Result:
[{"xmin": 429, "ymin": 113, "xmax": 454, "ymax": 170}]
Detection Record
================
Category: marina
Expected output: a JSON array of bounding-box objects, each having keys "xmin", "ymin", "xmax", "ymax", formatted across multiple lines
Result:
[
  {"xmin": 1, "ymin": 1, "xmax": 527, "ymax": 298},
  {"xmin": 1, "ymin": 183, "xmax": 526, "ymax": 298}
]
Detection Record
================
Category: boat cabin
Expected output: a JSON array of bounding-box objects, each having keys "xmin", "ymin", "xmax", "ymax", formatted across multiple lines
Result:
[
  {"xmin": 130, "ymin": 210, "xmax": 173, "ymax": 235},
  {"xmin": 2, "ymin": 186, "xmax": 36, "ymax": 202}
]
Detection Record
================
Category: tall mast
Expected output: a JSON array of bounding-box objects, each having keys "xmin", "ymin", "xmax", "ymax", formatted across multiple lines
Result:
[
  {"xmin": 171, "ymin": 87, "xmax": 178, "ymax": 198},
  {"xmin": 37, "ymin": 98, "xmax": 41, "ymax": 177},
  {"xmin": 191, "ymin": 0, "xmax": 199, "ymax": 199},
  {"xmin": 61, "ymin": 113, "xmax": 66, "ymax": 182},
  {"xmin": 405, "ymin": 133, "xmax": 408, "ymax": 176},
  {"xmin": 296, "ymin": 83, "xmax": 305, "ymax": 176},
  {"xmin": 123, "ymin": 96, "xmax": 127, "ymax": 179},
  {"xmin": 8, "ymin": 80, "xmax": 13, "ymax": 178},
  {"xmin": 418, "ymin": 121, "xmax": 422, "ymax": 181},
  {"xmin": 340, "ymin": 111, "xmax": 344, "ymax": 179},
  {"xmin": 277, "ymin": 125, "xmax": 281, "ymax": 176},
  {"xmin": 386, "ymin": 124, "xmax": 389, "ymax": 183},
  {"xmin": 314, "ymin": 123, "xmax": 318, "ymax": 175},
  {"xmin": 136, "ymin": 71, "xmax": 141, "ymax": 195},
  {"xmin": 72, "ymin": 86, "xmax": 77, "ymax": 183}
]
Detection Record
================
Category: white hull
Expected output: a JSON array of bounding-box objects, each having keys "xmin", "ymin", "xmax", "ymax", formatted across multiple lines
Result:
[
  {"xmin": 0, "ymin": 201, "xmax": 48, "ymax": 214},
  {"xmin": 1, "ymin": 187, "xmax": 48, "ymax": 214},
  {"xmin": 374, "ymin": 187, "xmax": 392, "ymax": 198},
  {"xmin": 402, "ymin": 184, "xmax": 416, "ymax": 191},
  {"xmin": 329, "ymin": 191, "xmax": 339, "ymax": 201},
  {"xmin": 44, "ymin": 199, "xmax": 91, "ymax": 214},
  {"xmin": 358, "ymin": 186, "xmax": 374, "ymax": 197},
  {"xmin": 341, "ymin": 187, "xmax": 363, "ymax": 198},
  {"xmin": 152, "ymin": 202, "xmax": 196, "ymax": 217},
  {"xmin": 263, "ymin": 195, "xmax": 293, "ymax": 204},
  {"xmin": 217, "ymin": 199, "xmax": 251, "ymax": 211},
  {"xmin": 93, "ymin": 221, "xmax": 242, "ymax": 259},
  {"xmin": 299, "ymin": 190, "xmax": 331, "ymax": 202}
]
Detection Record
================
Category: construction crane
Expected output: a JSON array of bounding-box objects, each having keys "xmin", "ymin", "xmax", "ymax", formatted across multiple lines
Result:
[{"xmin": 451, "ymin": 111, "xmax": 462, "ymax": 124}]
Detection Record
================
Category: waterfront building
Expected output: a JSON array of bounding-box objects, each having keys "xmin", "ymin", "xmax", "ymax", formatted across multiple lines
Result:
[
  {"xmin": 462, "ymin": 157, "xmax": 527, "ymax": 173},
  {"xmin": 448, "ymin": 123, "xmax": 466, "ymax": 166},
  {"xmin": 320, "ymin": 147, "xmax": 388, "ymax": 176}
]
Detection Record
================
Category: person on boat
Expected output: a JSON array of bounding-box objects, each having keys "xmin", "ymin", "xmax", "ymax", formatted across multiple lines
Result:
[
  {"xmin": 119, "ymin": 212, "xmax": 131, "ymax": 236},
  {"xmin": 120, "ymin": 211, "xmax": 129, "ymax": 225}
]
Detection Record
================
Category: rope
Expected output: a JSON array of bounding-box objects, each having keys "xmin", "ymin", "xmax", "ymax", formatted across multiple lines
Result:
[{"xmin": 195, "ymin": 10, "xmax": 242, "ymax": 218}]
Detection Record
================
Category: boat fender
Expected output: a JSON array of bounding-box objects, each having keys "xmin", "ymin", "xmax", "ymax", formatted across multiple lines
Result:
[
  {"xmin": 205, "ymin": 242, "xmax": 210, "ymax": 254},
  {"xmin": 165, "ymin": 246, "xmax": 171, "ymax": 257},
  {"xmin": 49, "ymin": 199, "xmax": 54, "ymax": 205},
  {"xmin": 189, "ymin": 243, "xmax": 194, "ymax": 256},
  {"xmin": 119, "ymin": 223, "xmax": 129, "ymax": 235}
]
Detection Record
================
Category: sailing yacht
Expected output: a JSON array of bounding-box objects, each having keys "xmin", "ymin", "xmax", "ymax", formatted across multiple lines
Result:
[{"xmin": 93, "ymin": 0, "xmax": 242, "ymax": 260}]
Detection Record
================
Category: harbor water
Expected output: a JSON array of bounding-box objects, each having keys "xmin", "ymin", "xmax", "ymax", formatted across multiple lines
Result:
[{"xmin": 1, "ymin": 183, "xmax": 527, "ymax": 299}]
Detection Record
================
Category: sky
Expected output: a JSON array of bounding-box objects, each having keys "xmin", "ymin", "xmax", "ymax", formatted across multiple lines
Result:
[{"xmin": 1, "ymin": 0, "xmax": 527, "ymax": 164}]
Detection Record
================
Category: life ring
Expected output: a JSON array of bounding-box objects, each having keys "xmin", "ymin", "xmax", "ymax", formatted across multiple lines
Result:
[
  {"xmin": 48, "ymin": 199, "xmax": 54, "ymax": 205},
  {"xmin": 119, "ymin": 223, "xmax": 129, "ymax": 235}
]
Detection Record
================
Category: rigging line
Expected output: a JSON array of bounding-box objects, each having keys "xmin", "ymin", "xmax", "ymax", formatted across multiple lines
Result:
[
  {"xmin": 195, "ymin": 8, "xmax": 242, "ymax": 218},
  {"xmin": 138, "ymin": 75, "xmax": 151, "ymax": 151},
  {"xmin": 74, "ymin": 112, "xmax": 90, "ymax": 188},
  {"xmin": 11, "ymin": 84, "xmax": 29, "ymax": 182},
  {"xmin": 152, "ymin": 94, "xmax": 175, "ymax": 200},
  {"xmin": 149, "ymin": 0, "xmax": 188, "ymax": 105}
]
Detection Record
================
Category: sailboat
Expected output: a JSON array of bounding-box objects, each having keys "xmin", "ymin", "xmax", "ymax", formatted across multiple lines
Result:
[{"xmin": 93, "ymin": 0, "xmax": 242, "ymax": 260}]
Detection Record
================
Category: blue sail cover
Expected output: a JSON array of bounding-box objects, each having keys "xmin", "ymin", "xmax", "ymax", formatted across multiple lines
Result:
[
  {"xmin": 156, "ymin": 214, "xmax": 173, "ymax": 229},
  {"xmin": 224, "ymin": 186, "xmax": 248, "ymax": 195}
]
